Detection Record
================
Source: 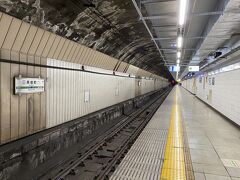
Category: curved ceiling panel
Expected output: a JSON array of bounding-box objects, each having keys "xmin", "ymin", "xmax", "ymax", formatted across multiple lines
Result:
[{"xmin": 0, "ymin": 0, "xmax": 172, "ymax": 79}]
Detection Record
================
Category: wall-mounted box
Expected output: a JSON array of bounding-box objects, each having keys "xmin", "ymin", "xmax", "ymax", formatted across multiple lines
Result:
[
  {"xmin": 138, "ymin": 81, "xmax": 141, "ymax": 86},
  {"xmin": 84, "ymin": 90, "xmax": 90, "ymax": 102},
  {"xmin": 14, "ymin": 76, "xmax": 45, "ymax": 95}
]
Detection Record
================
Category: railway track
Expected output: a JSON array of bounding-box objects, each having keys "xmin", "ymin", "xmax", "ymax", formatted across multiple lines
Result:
[{"xmin": 41, "ymin": 88, "xmax": 171, "ymax": 180}]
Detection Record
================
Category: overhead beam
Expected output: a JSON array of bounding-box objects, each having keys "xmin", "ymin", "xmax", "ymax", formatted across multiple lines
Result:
[
  {"xmin": 152, "ymin": 24, "xmax": 176, "ymax": 28},
  {"xmin": 159, "ymin": 48, "xmax": 218, "ymax": 51},
  {"xmin": 166, "ymin": 59, "xmax": 200, "ymax": 62},
  {"xmin": 156, "ymin": 29, "xmax": 177, "ymax": 32},
  {"xmin": 163, "ymin": 52, "xmax": 176, "ymax": 55},
  {"xmin": 159, "ymin": 48, "xmax": 196, "ymax": 51},
  {"xmin": 153, "ymin": 35, "xmax": 230, "ymax": 41},
  {"xmin": 166, "ymin": 62, "xmax": 200, "ymax": 64},
  {"xmin": 153, "ymin": 37, "xmax": 177, "ymax": 40},
  {"xmin": 165, "ymin": 64, "xmax": 189, "ymax": 66},
  {"xmin": 141, "ymin": 11, "xmax": 224, "ymax": 20},
  {"xmin": 153, "ymin": 36, "xmax": 205, "ymax": 40},
  {"xmin": 141, "ymin": 0, "xmax": 176, "ymax": 4},
  {"xmin": 193, "ymin": 11, "xmax": 224, "ymax": 16},
  {"xmin": 142, "ymin": 13, "xmax": 176, "ymax": 20}
]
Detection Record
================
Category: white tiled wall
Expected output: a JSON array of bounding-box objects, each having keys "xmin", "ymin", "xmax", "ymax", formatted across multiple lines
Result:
[
  {"xmin": 182, "ymin": 69, "xmax": 240, "ymax": 126},
  {"xmin": 46, "ymin": 59, "xmax": 169, "ymax": 128},
  {"xmin": 182, "ymin": 78, "xmax": 196, "ymax": 94}
]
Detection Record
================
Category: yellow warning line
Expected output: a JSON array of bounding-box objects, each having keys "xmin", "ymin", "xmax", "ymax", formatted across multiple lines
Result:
[{"xmin": 161, "ymin": 90, "xmax": 186, "ymax": 180}]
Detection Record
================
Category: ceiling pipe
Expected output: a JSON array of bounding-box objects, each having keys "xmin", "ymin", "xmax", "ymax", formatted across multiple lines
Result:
[
  {"xmin": 153, "ymin": 35, "xmax": 229, "ymax": 41},
  {"xmin": 141, "ymin": 0, "xmax": 177, "ymax": 4},
  {"xmin": 201, "ymin": 37, "xmax": 240, "ymax": 70},
  {"xmin": 179, "ymin": 0, "xmax": 230, "ymax": 79},
  {"xmin": 142, "ymin": 11, "xmax": 224, "ymax": 20}
]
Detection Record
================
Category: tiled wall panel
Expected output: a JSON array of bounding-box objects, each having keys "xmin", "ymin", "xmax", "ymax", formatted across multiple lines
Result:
[
  {"xmin": 45, "ymin": 59, "xmax": 168, "ymax": 128},
  {"xmin": 182, "ymin": 69, "xmax": 240, "ymax": 126}
]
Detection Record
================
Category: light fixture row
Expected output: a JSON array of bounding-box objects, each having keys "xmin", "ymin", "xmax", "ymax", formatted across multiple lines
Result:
[{"xmin": 176, "ymin": 0, "xmax": 188, "ymax": 72}]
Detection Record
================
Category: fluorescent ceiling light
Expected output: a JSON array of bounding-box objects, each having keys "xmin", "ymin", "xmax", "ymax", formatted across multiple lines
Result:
[
  {"xmin": 177, "ymin": 51, "xmax": 181, "ymax": 58},
  {"xmin": 177, "ymin": 59, "xmax": 180, "ymax": 63},
  {"xmin": 176, "ymin": 64, "xmax": 180, "ymax": 72},
  {"xmin": 179, "ymin": 0, "xmax": 187, "ymax": 26},
  {"xmin": 177, "ymin": 36, "xmax": 183, "ymax": 48}
]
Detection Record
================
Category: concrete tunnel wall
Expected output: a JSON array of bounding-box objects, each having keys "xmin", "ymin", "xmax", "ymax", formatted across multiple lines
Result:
[{"xmin": 0, "ymin": 12, "xmax": 169, "ymax": 144}]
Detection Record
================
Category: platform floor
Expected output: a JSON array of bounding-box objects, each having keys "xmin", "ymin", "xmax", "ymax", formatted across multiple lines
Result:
[{"xmin": 110, "ymin": 86, "xmax": 240, "ymax": 180}]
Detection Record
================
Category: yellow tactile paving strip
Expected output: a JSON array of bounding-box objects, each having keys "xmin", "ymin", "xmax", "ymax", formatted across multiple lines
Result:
[{"xmin": 161, "ymin": 90, "xmax": 189, "ymax": 180}]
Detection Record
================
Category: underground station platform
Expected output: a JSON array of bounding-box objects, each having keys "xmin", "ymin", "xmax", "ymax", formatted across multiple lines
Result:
[{"xmin": 1, "ymin": 0, "xmax": 240, "ymax": 179}]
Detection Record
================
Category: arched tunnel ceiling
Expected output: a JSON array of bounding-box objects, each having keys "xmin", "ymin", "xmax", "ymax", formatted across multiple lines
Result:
[{"xmin": 0, "ymin": 0, "xmax": 172, "ymax": 79}]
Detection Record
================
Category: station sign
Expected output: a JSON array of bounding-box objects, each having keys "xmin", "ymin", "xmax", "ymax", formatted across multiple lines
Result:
[
  {"xmin": 169, "ymin": 65, "xmax": 180, "ymax": 72},
  {"xmin": 188, "ymin": 66, "xmax": 199, "ymax": 72},
  {"xmin": 14, "ymin": 76, "xmax": 45, "ymax": 95}
]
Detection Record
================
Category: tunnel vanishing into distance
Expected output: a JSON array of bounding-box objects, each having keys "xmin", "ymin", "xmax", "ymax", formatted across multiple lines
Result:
[{"xmin": 0, "ymin": 0, "xmax": 240, "ymax": 179}]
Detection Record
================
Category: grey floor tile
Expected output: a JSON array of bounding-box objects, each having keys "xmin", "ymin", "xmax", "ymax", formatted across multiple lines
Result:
[
  {"xmin": 194, "ymin": 172, "xmax": 206, "ymax": 180},
  {"xmin": 214, "ymin": 146, "xmax": 240, "ymax": 160},
  {"xmin": 190, "ymin": 149, "xmax": 223, "ymax": 165},
  {"xmin": 188, "ymin": 135, "xmax": 212, "ymax": 145},
  {"xmin": 189, "ymin": 143, "xmax": 213, "ymax": 150},
  {"xmin": 209, "ymin": 137, "xmax": 240, "ymax": 148},
  {"xmin": 193, "ymin": 163, "xmax": 204, "ymax": 173},
  {"xmin": 226, "ymin": 167, "xmax": 240, "ymax": 178},
  {"xmin": 192, "ymin": 163, "xmax": 229, "ymax": 176},
  {"xmin": 203, "ymin": 165, "xmax": 229, "ymax": 176},
  {"xmin": 205, "ymin": 174, "xmax": 231, "ymax": 180}
]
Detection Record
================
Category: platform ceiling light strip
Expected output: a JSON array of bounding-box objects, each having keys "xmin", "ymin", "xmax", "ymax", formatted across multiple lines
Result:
[
  {"xmin": 179, "ymin": 0, "xmax": 187, "ymax": 26},
  {"xmin": 177, "ymin": 51, "xmax": 181, "ymax": 58},
  {"xmin": 177, "ymin": 36, "xmax": 183, "ymax": 48},
  {"xmin": 176, "ymin": 0, "xmax": 188, "ymax": 73},
  {"xmin": 177, "ymin": 64, "xmax": 180, "ymax": 71}
]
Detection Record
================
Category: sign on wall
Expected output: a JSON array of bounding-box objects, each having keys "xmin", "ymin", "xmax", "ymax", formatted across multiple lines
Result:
[
  {"xmin": 138, "ymin": 81, "xmax": 141, "ymax": 86},
  {"xmin": 169, "ymin": 66, "xmax": 180, "ymax": 72},
  {"xmin": 14, "ymin": 76, "xmax": 45, "ymax": 95},
  {"xmin": 188, "ymin": 66, "xmax": 199, "ymax": 72},
  {"xmin": 208, "ymin": 77, "xmax": 212, "ymax": 85},
  {"xmin": 84, "ymin": 90, "xmax": 90, "ymax": 102},
  {"xmin": 212, "ymin": 77, "xmax": 215, "ymax": 85}
]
